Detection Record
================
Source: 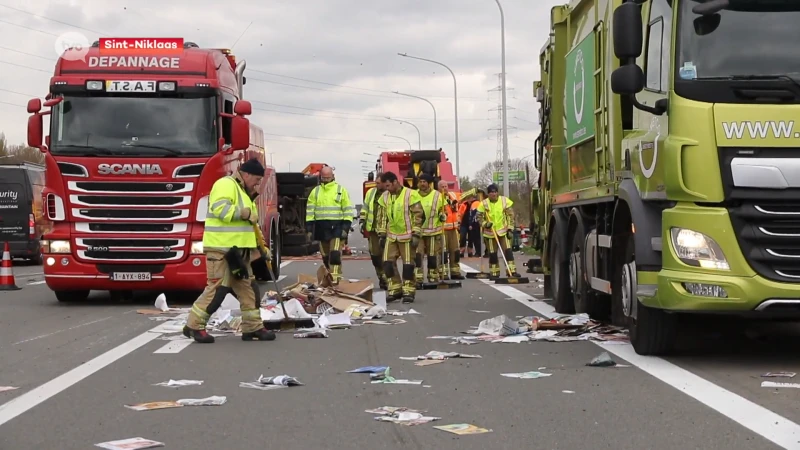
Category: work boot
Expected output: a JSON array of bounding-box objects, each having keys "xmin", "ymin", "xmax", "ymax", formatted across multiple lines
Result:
[
  {"xmin": 379, "ymin": 278, "xmax": 388, "ymax": 290},
  {"xmin": 242, "ymin": 328, "xmax": 277, "ymax": 341},
  {"xmin": 388, "ymin": 291, "xmax": 402, "ymax": 302},
  {"xmin": 183, "ymin": 326, "xmax": 215, "ymax": 344},
  {"xmin": 451, "ymin": 273, "xmax": 465, "ymax": 280},
  {"xmin": 402, "ymin": 295, "xmax": 415, "ymax": 304}
]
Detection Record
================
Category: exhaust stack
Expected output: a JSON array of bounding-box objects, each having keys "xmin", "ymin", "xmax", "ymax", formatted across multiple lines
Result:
[{"xmin": 235, "ymin": 60, "xmax": 246, "ymax": 98}]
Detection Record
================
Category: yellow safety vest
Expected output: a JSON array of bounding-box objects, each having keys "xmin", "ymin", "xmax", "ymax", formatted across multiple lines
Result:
[
  {"xmin": 418, "ymin": 189, "xmax": 443, "ymax": 236},
  {"xmin": 478, "ymin": 196, "xmax": 514, "ymax": 238},
  {"xmin": 379, "ymin": 187, "xmax": 422, "ymax": 241},
  {"xmin": 204, "ymin": 176, "xmax": 257, "ymax": 249},
  {"xmin": 306, "ymin": 182, "xmax": 355, "ymax": 221},
  {"xmin": 360, "ymin": 187, "xmax": 381, "ymax": 232}
]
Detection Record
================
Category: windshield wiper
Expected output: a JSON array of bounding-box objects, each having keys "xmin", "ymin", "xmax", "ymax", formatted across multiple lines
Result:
[
  {"xmin": 54, "ymin": 144, "xmax": 113, "ymax": 155},
  {"xmin": 122, "ymin": 144, "xmax": 183, "ymax": 156}
]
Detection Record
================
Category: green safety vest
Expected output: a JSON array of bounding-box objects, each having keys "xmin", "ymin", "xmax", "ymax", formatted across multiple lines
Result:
[
  {"xmin": 478, "ymin": 196, "xmax": 514, "ymax": 238},
  {"xmin": 360, "ymin": 187, "xmax": 381, "ymax": 232},
  {"xmin": 418, "ymin": 189, "xmax": 443, "ymax": 236},
  {"xmin": 306, "ymin": 181, "xmax": 355, "ymax": 221},
  {"xmin": 203, "ymin": 176, "xmax": 257, "ymax": 249},
  {"xmin": 379, "ymin": 187, "xmax": 422, "ymax": 241}
]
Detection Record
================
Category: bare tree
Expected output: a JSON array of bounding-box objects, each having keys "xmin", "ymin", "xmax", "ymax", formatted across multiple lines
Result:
[
  {"xmin": 0, "ymin": 132, "xmax": 45, "ymax": 165},
  {"xmin": 471, "ymin": 158, "xmax": 539, "ymax": 228}
]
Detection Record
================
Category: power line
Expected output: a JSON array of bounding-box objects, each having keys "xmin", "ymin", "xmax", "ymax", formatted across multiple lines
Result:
[
  {"xmin": 0, "ymin": 46, "xmax": 53, "ymax": 61},
  {"xmin": 0, "ymin": 3, "xmax": 108, "ymax": 35},
  {"xmin": 0, "ymin": 100, "xmax": 24, "ymax": 108},
  {"xmin": 252, "ymin": 100, "xmax": 487, "ymax": 122},
  {"xmin": 246, "ymin": 67, "xmax": 488, "ymax": 101},
  {"xmin": 0, "ymin": 18, "xmax": 60, "ymax": 37},
  {"xmin": 0, "ymin": 59, "xmax": 50, "ymax": 74}
]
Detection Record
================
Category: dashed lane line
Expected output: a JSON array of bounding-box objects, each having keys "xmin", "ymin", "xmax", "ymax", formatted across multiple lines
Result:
[{"xmin": 459, "ymin": 263, "xmax": 800, "ymax": 450}]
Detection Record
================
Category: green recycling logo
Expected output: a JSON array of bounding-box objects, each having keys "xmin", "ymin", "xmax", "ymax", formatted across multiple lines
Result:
[{"xmin": 573, "ymin": 49, "xmax": 585, "ymax": 125}]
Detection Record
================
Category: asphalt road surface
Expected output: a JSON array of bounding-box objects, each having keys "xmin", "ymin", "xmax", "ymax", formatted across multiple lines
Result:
[{"xmin": 2, "ymin": 256, "xmax": 800, "ymax": 449}]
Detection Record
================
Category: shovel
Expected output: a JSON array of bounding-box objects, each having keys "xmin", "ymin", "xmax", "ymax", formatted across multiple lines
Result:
[{"xmin": 424, "ymin": 233, "xmax": 461, "ymax": 289}]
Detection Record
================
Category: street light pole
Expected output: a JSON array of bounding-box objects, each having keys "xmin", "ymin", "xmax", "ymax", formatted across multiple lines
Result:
[
  {"xmin": 493, "ymin": 0, "xmax": 510, "ymax": 196},
  {"xmin": 398, "ymin": 52, "xmax": 460, "ymax": 177},
  {"xmin": 386, "ymin": 116, "xmax": 421, "ymax": 149},
  {"xmin": 384, "ymin": 134, "xmax": 412, "ymax": 150},
  {"xmin": 393, "ymin": 91, "xmax": 437, "ymax": 149}
]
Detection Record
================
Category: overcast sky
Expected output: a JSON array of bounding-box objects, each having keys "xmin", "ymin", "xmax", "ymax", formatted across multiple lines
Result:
[{"xmin": 0, "ymin": 0, "xmax": 562, "ymax": 197}]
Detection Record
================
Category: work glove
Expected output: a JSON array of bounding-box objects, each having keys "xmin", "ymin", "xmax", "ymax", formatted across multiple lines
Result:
[
  {"xmin": 439, "ymin": 213, "xmax": 447, "ymax": 223},
  {"xmin": 260, "ymin": 246, "xmax": 273, "ymax": 262},
  {"xmin": 483, "ymin": 222, "xmax": 493, "ymax": 229},
  {"xmin": 342, "ymin": 222, "xmax": 351, "ymax": 239},
  {"xmin": 411, "ymin": 234, "xmax": 421, "ymax": 250},
  {"xmin": 379, "ymin": 236, "xmax": 386, "ymax": 250},
  {"xmin": 305, "ymin": 222, "xmax": 314, "ymax": 234},
  {"xmin": 359, "ymin": 219, "xmax": 366, "ymax": 234},
  {"xmin": 240, "ymin": 207, "xmax": 251, "ymax": 220}
]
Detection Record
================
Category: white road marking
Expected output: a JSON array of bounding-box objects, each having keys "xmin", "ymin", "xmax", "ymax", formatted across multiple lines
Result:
[
  {"xmin": 459, "ymin": 263, "xmax": 800, "ymax": 449},
  {"xmin": 0, "ymin": 329, "xmax": 162, "ymax": 427},
  {"xmin": 27, "ymin": 280, "xmax": 46, "ymax": 285},
  {"xmin": 280, "ymin": 261, "xmax": 292, "ymax": 268},
  {"xmin": 12, "ymin": 316, "xmax": 113, "ymax": 346},
  {"xmin": 153, "ymin": 339, "xmax": 193, "ymax": 354}
]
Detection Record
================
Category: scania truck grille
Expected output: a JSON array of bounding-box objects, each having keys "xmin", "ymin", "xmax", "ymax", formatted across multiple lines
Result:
[
  {"xmin": 67, "ymin": 181, "xmax": 194, "ymax": 263},
  {"xmin": 728, "ymin": 203, "xmax": 800, "ymax": 282}
]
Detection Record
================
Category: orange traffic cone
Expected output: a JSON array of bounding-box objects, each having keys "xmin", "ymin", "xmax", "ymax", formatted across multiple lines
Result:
[{"xmin": 0, "ymin": 242, "xmax": 20, "ymax": 291}]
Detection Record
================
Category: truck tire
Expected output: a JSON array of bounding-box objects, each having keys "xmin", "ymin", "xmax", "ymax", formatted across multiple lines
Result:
[
  {"xmin": 276, "ymin": 172, "xmax": 306, "ymax": 184},
  {"xmin": 55, "ymin": 290, "xmax": 90, "ymax": 303},
  {"xmin": 283, "ymin": 244, "xmax": 311, "ymax": 257},
  {"xmin": 549, "ymin": 225, "xmax": 574, "ymax": 314},
  {"xmin": 615, "ymin": 233, "xmax": 676, "ymax": 355},
  {"xmin": 410, "ymin": 150, "xmax": 441, "ymax": 163},
  {"xmin": 571, "ymin": 220, "xmax": 609, "ymax": 319},
  {"xmin": 283, "ymin": 233, "xmax": 308, "ymax": 247},
  {"xmin": 278, "ymin": 183, "xmax": 305, "ymax": 197},
  {"xmin": 304, "ymin": 175, "xmax": 319, "ymax": 187}
]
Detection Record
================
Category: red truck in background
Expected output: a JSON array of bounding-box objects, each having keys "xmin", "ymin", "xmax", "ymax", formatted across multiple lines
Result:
[
  {"xmin": 25, "ymin": 40, "xmax": 283, "ymax": 302},
  {"xmin": 361, "ymin": 149, "xmax": 461, "ymax": 238}
]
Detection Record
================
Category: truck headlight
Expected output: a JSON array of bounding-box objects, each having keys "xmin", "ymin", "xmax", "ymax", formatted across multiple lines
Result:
[
  {"xmin": 670, "ymin": 228, "xmax": 729, "ymax": 270},
  {"xmin": 44, "ymin": 240, "xmax": 71, "ymax": 254},
  {"xmin": 191, "ymin": 241, "xmax": 203, "ymax": 254}
]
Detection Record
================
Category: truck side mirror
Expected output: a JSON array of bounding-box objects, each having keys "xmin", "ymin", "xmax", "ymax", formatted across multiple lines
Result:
[
  {"xmin": 230, "ymin": 115, "xmax": 250, "ymax": 151},
  {"xmin": 27, "ymin": 98, "xmax": 42, "ymax": 114},
  {"xmin": 234, "ymin": 100, "xmax": 252, "ymax": 116},
  {"xmin": 611, "ymin": 64, "xmax": 645, "ymax": 95},
  {"xmin": 613, "ymin": 2, "xmax": 643, "ymax": 59},
  {"xmin": 28, "ymin": 114, "xmax": 43, "ymax": 149}
]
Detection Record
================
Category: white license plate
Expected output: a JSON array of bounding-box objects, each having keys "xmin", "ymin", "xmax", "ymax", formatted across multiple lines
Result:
[
  {"xmin": 110, "ymin": 272, "xmax": 151, "ymax": 281},
  {"xmin": 105, "ymin": 80, "xmax": 157, "ymax": 93}
]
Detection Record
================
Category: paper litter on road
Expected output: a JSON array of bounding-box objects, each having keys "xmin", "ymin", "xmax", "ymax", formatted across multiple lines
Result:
[
  {"xmin": 153, "ymin": 379, "xmax": 203, "ymax": 387},
  {"xmin": 365, "ymin": 406, "xmax": 425, "ymax": 415},
  {"xmin": 762, "ymin": 372, "xmax": 797, "ymax": 378},
  {"xmin": 501, "ymin": 371, "xmax": 552, "ymax": 379},
  {"xmin": 154, "ymin": 293, "xmax": 169, "ymax": 312},
  {"xmin": 124, "ymin": 401, "xmax": 183, "ymax": 411},
  {"xmin": 433, "ymin": 424, "xmax": 493, "ymax": 435},
  {"xmin": 586, "ymin": 352, "xmax": 617, "ymax": 367},
  {"xmin": 0, "ymin": 386, "xmax": 19, "ymax": 393},
  {"xmin": 427, "ymin": 335, "xmax": 459, "ymax": 340},
  {"xmin": 258, "ymin": 374, "xmax": 304, "ymax": 386},
  {"xmin": 414, "ymin": 359, "xmax": 445, "ymax": 367},
  {"xmin": 293, "ymin": 327, "xmax": 328, "ymax": 338},
  {"xmin": 762, "ymin": 381, "xmax": 800, "ymax": 389},
  {"xmin": 363, "ymin": 318, "xmax": 407, "ymax": 325},
  {"xmin": 449, "ymin": 337, "xmax": 479, "ymax": 345},
  {"xmin": 239, "ymin": 382, "xmax": 287, "ymax": 391},
  {"xmin": 176, "ymin": 395, "xmax": 226, "ymax": 406},
  {"xmin": 469, "ymin": 310, "xmax": 491, "ymax": 313},
  {"xmin": 317, "ymin": 311, "xmax": 352, "ymax": 329},
  {"xmin": 562, "ymin": 390, "xmax": 575, "ymax": 394},
  {"xmin": 401, "ymin": 351, "xmax": 482, "ymax": 361},
  {"xmin": 476, "ymin": 314, "xmax": 524, "ymax": 336},
  {"xmin": 375, "ymin": 411, "xmax": 441, "ymax": 425},
  {"xmin": 348, "ymin": 366, "xmax": 389, "ymax": 374},
  {"xmin": 493, "ymin": 335, "xmax": 530, "ymax": 343},
  {"xmin": 369, "ymin": 367, "xmax": 423, "ymax": 385},
  {"xmin": 95, "ymin": 437, "xmax": 165, "ymax": 449}
]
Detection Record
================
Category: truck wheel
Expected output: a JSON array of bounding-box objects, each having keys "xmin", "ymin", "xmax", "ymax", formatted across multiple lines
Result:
[
  {"xmin": 278, "ymin": 184, "xmax": 305, "ymax": 197},
  {"xmin": 550, "ymin": 226, "xmax": 574, "ymax": 314},
  {"xmin": 571, "ymin": 221, "xmax": 609, "ymax": 319},
  {"xmin": 304, "ymin": 175, "xmax": 319, "ymax": 187},
  {"xmin": 615, "ymin": 233, "xmax": 676, "ymax": 355},
  {"xmin": 55, "ymin": 290, "xmax": 89, "ymax": 303},
  {"xmin": 283, "ymin": 233, "xmax": 308, "ymax": 247},
  {"xmin": 276, "ymin": 172, "xmax": 306, "ymax": 184}
]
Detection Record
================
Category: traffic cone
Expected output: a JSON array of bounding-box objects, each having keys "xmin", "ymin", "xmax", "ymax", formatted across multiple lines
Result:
[{"xmin": 0, "ymin": 242, "xmax": 20, "ymax": 291}]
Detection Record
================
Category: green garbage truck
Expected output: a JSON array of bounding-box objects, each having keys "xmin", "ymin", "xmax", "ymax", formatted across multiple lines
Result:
[{"xmin": 531, "ymin": 0, "xmax": 800, "ymax": 355}]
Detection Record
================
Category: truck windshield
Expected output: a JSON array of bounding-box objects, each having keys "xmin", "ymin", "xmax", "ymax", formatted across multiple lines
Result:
[
  {"xmin": 677, "ymin": 0, "xmax": 800, "ymax": 80},
  {"xmin": 49, "ymin": 95, "xmax": 217, "ymax": 157}
]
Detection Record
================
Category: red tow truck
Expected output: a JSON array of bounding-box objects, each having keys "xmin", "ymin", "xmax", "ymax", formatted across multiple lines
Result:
[{"xmin": 25, "ymin": 40, "xmax": 282, "ymax": 302}]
